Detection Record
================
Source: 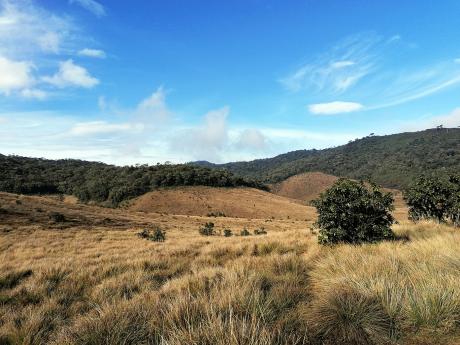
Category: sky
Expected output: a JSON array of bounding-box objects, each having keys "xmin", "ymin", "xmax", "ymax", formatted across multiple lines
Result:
[{"xmin": 1, "ymin": 0, "xmax": 460, "ymax": 165}]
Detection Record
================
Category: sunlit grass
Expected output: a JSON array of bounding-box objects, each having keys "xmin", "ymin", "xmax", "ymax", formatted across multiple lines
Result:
[{"xmin": 1, "ymin": 218, "xmax": 460, "ymax": 344}]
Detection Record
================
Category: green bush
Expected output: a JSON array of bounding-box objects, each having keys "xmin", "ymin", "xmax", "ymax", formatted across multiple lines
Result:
[
  {"xmin": 223, "ymin": 229, "xmax": 233, "ymax": 237},
  {"xmin": 137, "ymin": 226, "xmax": 166, "ymax": 242},
  {"xmin": 199, "ymin": 222, "xmax": 215, "ymax": 236},
  {"xmin": 404, "ymin": 174, "xmax": 460, "ymax": 225},
  {"xmin": 152, "ymin": 227, "xmax": 166, "ymax": 242},
  {"xmin": 312, "ymin": 179, "xmax": 395, "ymax": 244},
  {"xmin": 254, "ymin": 227, "xmax": 267, "ymax": 235},
  {"xmin": 240, "ymin": 228, "xmax": 251, "ymax": 236}
]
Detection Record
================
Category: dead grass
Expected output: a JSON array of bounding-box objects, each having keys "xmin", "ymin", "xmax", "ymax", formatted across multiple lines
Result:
[{"xmin": 0, "ymin": 192, "xmax": 459, "ymax": 344}]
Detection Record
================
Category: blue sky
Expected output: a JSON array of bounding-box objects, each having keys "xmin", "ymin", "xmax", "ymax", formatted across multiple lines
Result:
[{"xmin": 1, "ymin": 0, "xmax": 460, "ymax": 164}]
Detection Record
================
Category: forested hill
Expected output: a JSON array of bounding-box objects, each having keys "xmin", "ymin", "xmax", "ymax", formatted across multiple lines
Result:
[
  {"xmin": 193, "ymin": 128, "xmax": 460, "ymax": 189},
  {"xmin": 0, "ymin": 155, "xmax": 267, "ymax": 206}
]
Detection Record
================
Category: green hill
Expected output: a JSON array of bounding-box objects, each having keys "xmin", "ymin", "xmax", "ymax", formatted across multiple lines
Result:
[
  {"xmin": 0, "ymin": 155, "xmax": 267, "ymax": 206},
  {"xmin": 193, "ymin": 128, "xmax": 460, "ymax": 189}
]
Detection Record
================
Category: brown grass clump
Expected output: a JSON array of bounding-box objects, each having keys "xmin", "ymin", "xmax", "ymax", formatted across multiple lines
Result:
[{"xmin": 1, "ymin": 192, "xmax": 460, "ymax": 344}]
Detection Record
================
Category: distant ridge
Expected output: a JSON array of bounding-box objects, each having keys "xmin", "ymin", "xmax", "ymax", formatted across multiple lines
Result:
[{"xmin": 192, "ymin": 128, "xmax": 460, "ymax": 189}]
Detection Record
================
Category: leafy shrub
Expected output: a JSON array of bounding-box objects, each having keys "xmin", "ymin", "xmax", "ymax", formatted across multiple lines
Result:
[
  {"xmin": 312, "ymin": 179, "xmax": 395, "ymax": 244},
  {"xmin": 240, "ymin": 228, "xmax": 251, "ymax": 236},
  {"xmin": 152, "ymin": 227, "xmax": 166, "ymax": 242},
  {"xmin": 404, "ymin": 174, "xmax": 460, "ymax": 225},
  {"xmin": 254, "ymin": 227, "xmax": 267, "ymax": 235},
  {"xmin": 49, "ymin": 212, "xmax": 66, "ymax": 222},
  {"xmin": 207, "ymin": 211, "xmax": 226, "ymax": 217},
  {"xmin": 137, "ymin": 226, "xmax": 166, "ymax": 242},
  {"xmin": 199, "ymin": 222, "xmax": 215, "ymax": 236},
  {"xmin": 223, "ymin": 229, "xmax": 233, "ymax": 237}
]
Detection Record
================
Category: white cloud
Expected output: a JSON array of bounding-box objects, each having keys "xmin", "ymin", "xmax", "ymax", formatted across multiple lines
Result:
[
  {"xmin": 280, "ymin": 33, "xmax": 379, "ymax": 93},
  {"xmin": 0, "ymin": 0, "xmax": 75, "ymax": 57},
  {"xmin": 368, "ymin": 66, "xmax": 460, "ymax": 111},
  {"xmin": 20, "ymin": 88, "xmax": 47, "ymax": 100},
  {"xmin": 69, "ymin": 121, "xmax": 143, "ymax": 136},
  {"xmin": 331, "ymin": 60, "xmax": 355, "ymax": 69},
  {"xmin": 38, "ymin": 31, "xmax": 60, "ymax": 53},
  {"xmin": 69, "ymin": 0, "xmax": 106, "ymax": 17},
  {"xmin": 0, "ymin": 55, "xmax": 34, "ymax": 95},
  {"xmin": 135, "ymin": 87, "xmax": 171, "ymax": 122},
  {"xmin": 236, "ymin": 129, "xmax": 267, "ymax": 150},
  {"xmin": 308, "ymin": 101, "xmax": 364, "ymax": 115},
  {"xmin": 78, "ymin": 48, "xmax": 106, "ymax": 59},
  {"xmin": 43, "ymin": 59, "xmax": 99, "ymax": 88},
  {"xmin": 172, "ymin": 106, "xmax": 230, "ymax": 161}
]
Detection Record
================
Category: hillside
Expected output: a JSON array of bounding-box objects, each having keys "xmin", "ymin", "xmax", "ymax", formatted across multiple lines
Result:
[
  {"xmin": 0, "ymin": 155, "xmax": 267, "ymax": 206},
  {"xmin": 128, "ymin": 186, "xmax": 314, "ymax": 220},
  {"xmin": 1, "ymin": 189, "xmax": 459, "ymax": 345},
  {"xmin": 194, "ymin": 128, "xmax": 460, "ymax": 189},
  {"xmin": 270, "ymin": 172, "xmax": 339, "ymax": 203}
]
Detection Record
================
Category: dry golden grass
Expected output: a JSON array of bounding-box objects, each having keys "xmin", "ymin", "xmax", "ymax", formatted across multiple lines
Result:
[
  {"xmin": 270, "ymin": 172, "xmax": 339, "ymax": 203},
  {"xmin": 127, "ymin": 186, "xmax": 314, "ymax": 220},
  {"xmin": 0, "ymin": 191, "xmax": 459, "ymax": 344}
]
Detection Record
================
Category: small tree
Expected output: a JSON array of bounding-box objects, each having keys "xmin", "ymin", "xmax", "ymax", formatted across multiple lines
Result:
[
  {"xmin": 199, "ymin": 222, "xmax": 215, "ymax": 236},
  {"xmin": 137, "ymin": 226, "xmax": 166, "ymax": 242},
  {"xmin": 240, "ymin": 228, "xmax": 251, "ymax": 236},
  {"xmin": 152, "ymin": 226, "xmax": 166, "ymax": 242},
  {"xmin": 223, "ymin": 229, "xmax": 233, "ymax": 237},
  {"xmin": 254, "ymin": 227, "xmax": 267, "ymax": 235},
  {"xmin": 404, "ymin": 174, "xmax": 460, "ymax": 225},
  {"xmin": 312, "ymin": 179, "xmax": 395, "ymax": 244}
]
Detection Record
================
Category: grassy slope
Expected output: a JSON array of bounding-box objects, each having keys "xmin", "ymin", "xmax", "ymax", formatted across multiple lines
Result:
[
  {"xmin": 128, "ymin": 186, "xmax": 314, "ymax": 220},
  {"xmin": 1, "ymin": 192, "xmax": 459, "ymax": 344},
  {"xmin": 197, "ymin": 128, "xmax": 460, "ymax": 189},
  {"xmin": 270, "ymin": 172, "xmax": 339, "ymax": 203}
]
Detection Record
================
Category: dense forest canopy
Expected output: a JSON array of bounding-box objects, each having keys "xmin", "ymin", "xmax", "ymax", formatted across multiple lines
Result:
[
  {"xmin": 0, "ymin": 155, "xmax": 267, "ymax": 206},
  {"xmin": 194, "ymin": 128, "xmax": 460, "ymax": 189}
]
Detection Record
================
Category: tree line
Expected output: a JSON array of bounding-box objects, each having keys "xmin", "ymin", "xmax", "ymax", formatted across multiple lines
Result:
[{"xmin": 0, "ymin": 155, "xmax": 268, "ymax": 206}]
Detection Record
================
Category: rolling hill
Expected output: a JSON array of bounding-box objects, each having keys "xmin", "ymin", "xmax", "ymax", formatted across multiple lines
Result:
[
  {"xmin": 128, "ymin": 186, "xmax": 314, "ymax": 220},
  {"xmin": 194, "ymin": 128, "xmax": 460, "ymax": 189},
  {"xmin": 270, "ymin": 172, "xmax": 339, "ymax": 203}
]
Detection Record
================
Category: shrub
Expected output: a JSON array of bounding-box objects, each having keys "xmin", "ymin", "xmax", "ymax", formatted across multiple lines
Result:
[
  {"xmin": 312, "ymin": 179, "xmax": 395, "ymax": 245},
  {"xmin": 137, "ymin": 226, "xmax": 166, "ymax": 242},
  {"xmin": 199, "ymin": 222, "xmax": 215, "ymax": 236},
  {"xmin": 254, "ymin": 227, "xmax": 267, "ymax": 235},
  {"xmin": 404, "ymin": 174, "xmax": 460, "ymax": 225},
  {"xmin": 152, "ymin": 227, "xmax": 166, "ymax": 242},
  {"xmin": 207, "ymin": 211, "xmax": 226, "ymax": 217},
  {"xmin": 240, "ymin": 228, "xmax": 251, "ymax": 236},
  {"xmin": 223, "ymin": 229, "xmax": 233, "ymax": 237}
]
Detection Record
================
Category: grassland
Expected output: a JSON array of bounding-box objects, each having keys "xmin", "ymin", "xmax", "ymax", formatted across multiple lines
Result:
[{"xmin": 1, "ymin": 191, "xmax": 460, "ymax": 344}]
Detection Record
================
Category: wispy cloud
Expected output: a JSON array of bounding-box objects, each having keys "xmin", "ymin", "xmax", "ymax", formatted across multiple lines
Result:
[
  {"xmin": 69, "ymin": 121, "xmax": 143, "ymax": 136},
  {"xmin": 0, "ymin": 0, "xmax": 76, "ymax": 57},
  {"xmin": 308, "ymin": 101, "xmax": 364, "ymax": 115},
  {"xmin": 69, "ymin": 0, "xmax": 106, "ymax": 17},
  {"xmin": 280, "ymin": 32, "xmax": 381, "ymax": 94},
  {"xmin": 0, "ymin": 1, "xmax": 103, "ymax": 99},
  {"xmin": 282, "ymin": 32, "xmax": 460, "ymax": 114},
  {"xmin": 364, "ymin": 61, "xmax": 460, "ymax": 110},
  {"xmin": 42, "ymin": 59, "xmax": 99, "ymax": 88},
  {"xmin": 78, "ymin": 48, "xmax": 106, "ymax": 59}
]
